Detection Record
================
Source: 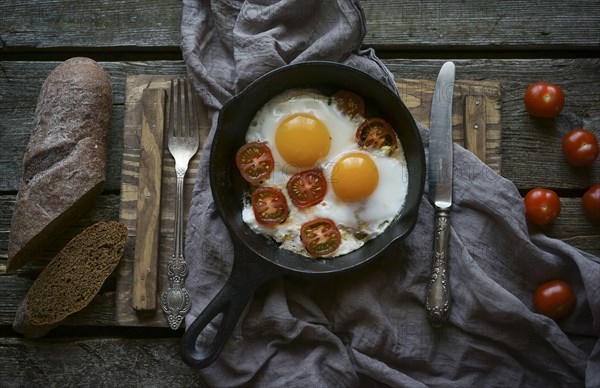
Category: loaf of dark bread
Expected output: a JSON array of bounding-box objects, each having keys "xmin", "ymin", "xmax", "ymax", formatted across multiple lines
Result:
[
  {"xmin": 13, "ymin": 221, "xmax": 128, "ymax": 338},
  {"xmin": 7, "ymin": 57, "xmax": 112, "ymax": 273}
]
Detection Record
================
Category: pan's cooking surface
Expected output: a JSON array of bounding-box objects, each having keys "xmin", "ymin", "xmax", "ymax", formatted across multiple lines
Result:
[{"xmin": 210, "ymin": 61, "xmax": 425, "ymax": 274}]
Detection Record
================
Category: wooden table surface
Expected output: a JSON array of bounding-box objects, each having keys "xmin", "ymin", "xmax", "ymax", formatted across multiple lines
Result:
[{"xmin": 1, "ymin": 0, "xmax": 599, "ymax": 385}]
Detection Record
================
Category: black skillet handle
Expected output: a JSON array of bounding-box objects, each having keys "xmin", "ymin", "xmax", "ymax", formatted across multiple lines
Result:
[
  {"xmin": 180, "ymin": 244, "xmax": 285, "ymax": 368},
  {"xmin": 180, "ymin": 275, "xmax": 251, "ymax": 368}
]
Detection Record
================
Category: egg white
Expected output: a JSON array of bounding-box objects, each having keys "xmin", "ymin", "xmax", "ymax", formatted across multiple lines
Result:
[
  {"xmin": 245, "ymin": 89, "xmax": 361, "ymax": 183},
  {"xmin": 241, "ymin": 88, "xmax": 409, "ymax": 258}
]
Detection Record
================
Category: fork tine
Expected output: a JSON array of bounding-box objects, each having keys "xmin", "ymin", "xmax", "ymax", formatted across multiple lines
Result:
[
  {"xmin": 169, "ymin": 78, "xmax": 175, "ymax": 138},
  {"xmin": 183, "ymin": 79, "xmax": 190, "ymax": 137},
  {"xmin": 186, "ymin": 79, "xmax": 199, "ymax": 139},
  {"xmin": 177, "ymin": 78, "xmax": 183, "ymax": 138}
]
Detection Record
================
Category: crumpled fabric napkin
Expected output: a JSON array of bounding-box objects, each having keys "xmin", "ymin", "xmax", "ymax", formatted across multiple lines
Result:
[{"xmin": 181, "ymin": 1, "xmax": 600, "ymax": 386}]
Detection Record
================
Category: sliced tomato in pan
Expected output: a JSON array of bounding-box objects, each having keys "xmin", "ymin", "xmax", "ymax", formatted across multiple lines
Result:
[
  {"xmin": 355, "ymin": 118, "xmax": 398, "ymax": 153},
  {"xmin": 251, "ymin": 187, "xmax": 289, "ymax": 225},
  {"xmin": 300, "ymin": 218, "xmax": 341, "ymax": 257},
  {"xmin": 286, "ymin": 169, "xmax": 327, "ymax": 208},
  {"xmin": 236, "ymin": 142, "xmax": 274, "ymax": 185},
  {"xmin": 332, "ymin": 90, "xmax": 365, "ymax": 119}
]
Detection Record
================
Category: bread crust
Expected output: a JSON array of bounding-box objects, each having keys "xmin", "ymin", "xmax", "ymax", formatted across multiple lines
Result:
[{"xmin": 7, "ymin": 57, "xmax": 112, "ymax": 272}]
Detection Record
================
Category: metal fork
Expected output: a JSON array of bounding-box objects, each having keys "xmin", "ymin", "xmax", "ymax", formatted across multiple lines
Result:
[{"xmin": 161, "ymin": 78, "xmax": 200, "ymax": 330}]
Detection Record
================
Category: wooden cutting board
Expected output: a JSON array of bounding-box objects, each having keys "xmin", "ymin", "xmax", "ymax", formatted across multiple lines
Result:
[{"xmin": 115, "ymin": 75, "xmax": 501, "ymax": 327}]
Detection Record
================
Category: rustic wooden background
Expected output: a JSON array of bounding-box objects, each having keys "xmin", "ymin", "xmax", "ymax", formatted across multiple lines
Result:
[{"xmin": 1, "ymin": 0, "xmax": 599, "ymax": 385}]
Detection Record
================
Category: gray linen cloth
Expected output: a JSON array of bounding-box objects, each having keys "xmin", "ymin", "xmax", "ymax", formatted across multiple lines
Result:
[{"xmin": 181, "ymin": 1, "xmax": 600, "ymax": 386}]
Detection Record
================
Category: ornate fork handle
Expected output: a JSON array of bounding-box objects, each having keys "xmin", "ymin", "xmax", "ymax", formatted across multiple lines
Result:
[
  {"xmin": 161, "ymin": 165, "xmax": 192, "ymax": 329},
  {"xmin": 162, "ymin": 254, "xmax": 191, "ymax": 330}
]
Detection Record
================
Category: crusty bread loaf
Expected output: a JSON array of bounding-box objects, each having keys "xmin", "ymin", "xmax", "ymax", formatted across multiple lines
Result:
[
  {"xmin": 13, "ymin": 221, "xmax": 128, "ymax": 338},
  {"xmin": 7, "ymin": 57, "xmax": 112, "ymax": 273}
]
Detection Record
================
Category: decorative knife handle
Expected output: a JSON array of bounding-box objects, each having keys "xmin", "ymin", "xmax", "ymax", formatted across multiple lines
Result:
[{"xmin": 426, "ymin": 208, "xmax": 451, "ymax": 327}]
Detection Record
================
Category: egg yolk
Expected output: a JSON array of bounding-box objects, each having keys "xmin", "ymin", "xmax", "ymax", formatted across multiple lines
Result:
[
  {"xmin": 331, "ymin": 152, "xmax": 379, "ymax": 202},
  {"xmin": 275, "ymin": 114, "xmax": 330, "ymax": 168}
]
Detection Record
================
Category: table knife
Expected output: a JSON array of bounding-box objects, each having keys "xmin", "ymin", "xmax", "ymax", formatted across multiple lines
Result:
[{"xmin": 426, "ymin": 61, "xmax": 455, "ymax": 327}]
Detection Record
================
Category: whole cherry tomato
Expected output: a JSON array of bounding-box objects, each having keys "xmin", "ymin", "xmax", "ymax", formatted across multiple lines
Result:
[
  {"xmin": 562, "ymin": 129, "xmax": 599, "ymax": 167},
  {"xmin": 533, "ymin": 280, "xmax": 576, "ymax": 319},
  {"xmin": 582, "ymin": 184, "xmax": 600, "ymax": 220},
  {"xmin": 524, "ymin": 82, "xmax": 565, "ymax": 118},
  {"xmin": 524, "ymin": 188, "xmax": 561, "ymax": 226}
]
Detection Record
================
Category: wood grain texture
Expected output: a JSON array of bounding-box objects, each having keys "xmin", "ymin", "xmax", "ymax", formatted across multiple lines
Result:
[
  {"xmin": 361, "ymin": 0, "xmax": 600, "ymax": 50},
  {"xmin": 0, "ymin": 337, "xmax": 207, "ymax": 387},
  {"xmin": 1, "ymin": 1, "xmax": 598, "ymax": 50},
  {"xmin": 0, "ymin": 0, "xmax": 181, "ymax": 50},
  {"xmin": 116, "ymin": 75, "xmax": 209, "ymax": 327},
  {"xmin": 0, "ymin": 1, "xmax": 597, "ymax": 383},
  {"xmin": 382, "ymin": 58, "xmax": 600, "ymax": 190},
  {"xmin": 1, "ymin": 61, "xmax": 599, "ymax": 329},
  {"xmin": 3, "ymin": 59, "xmax": 598, "ymax": 192},
  {"xmin": 1, "ymin": 196, "xmax": 597, "ymax": 327},
  {"xmin": 132, "ymin": 88, "xmax": 166, "ymax": 311},
  {"xmin": 464, "ymin": 95, "xmax": 487, "ymax": 162},
  {"xmin": 114, "ymin": 75, "xmax": 500, "ymax": 327},
  {"xmin": 397, "ymin": 78, "xmax": 501, "ymax": 171}
]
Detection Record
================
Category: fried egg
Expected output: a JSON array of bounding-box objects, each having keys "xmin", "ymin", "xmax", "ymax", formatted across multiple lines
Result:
[{"xmin": 241, "ymin": 89, "xmax": 409, "ymax": 258}]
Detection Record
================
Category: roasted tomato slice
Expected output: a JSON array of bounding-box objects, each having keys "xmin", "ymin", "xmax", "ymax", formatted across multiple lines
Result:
[
  {"xmin": 332, "ymin": 90, "xmax": 365, "ymax": 119},
  {"xmin": 251, "ymin": 187, "xmax": 289, "ymax": 225},
  {"xmin": 355, "ymin": 118, "xmax": 398, "ymax": 152},
  {"xmin": 300, "ymin": 218, "xmax": 341, "ymax": 257},
  {"xmin": 286, "ymin": 169, "xmax": 327, "ymax": 208},
  {"xmin": 235, "ymin": 142, "xmax": 274, "ymax": 185}
]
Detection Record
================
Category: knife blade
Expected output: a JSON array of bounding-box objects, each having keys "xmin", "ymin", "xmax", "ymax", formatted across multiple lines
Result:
[{"xmin": 426, "ymin": 61, "xmax": 455, "ymax": 327}]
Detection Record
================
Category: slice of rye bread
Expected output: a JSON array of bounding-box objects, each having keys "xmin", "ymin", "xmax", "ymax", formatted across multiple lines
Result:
[{"xmin": 13, "ymin": 221, "xmax": 128, "ymax": 338}]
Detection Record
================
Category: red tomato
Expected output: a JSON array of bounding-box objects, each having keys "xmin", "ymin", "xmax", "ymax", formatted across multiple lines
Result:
[
  {"xmin": 251, "ymin": 187, "xmax": 289, "ymax": 225},
  {"xmin": 533, "ymin": 280, "xmax": 576, "ymax": 319},
  {"xmin": 300, "ymin": 218, "xmax": 341, "ymax": 257},
  {"xmin": 582, "ymin": 184, "xmax": 600, "ymax": 220},
  {"xmin": 524, "ymin": 188, "xmax": 561, "ymax": 226},
  {"xmin": 355, "ymin": 118, "xmax": 398, "ymax": 152},
  {"xmin": 562, "ymin": 129, "xmax": 599, "ymax": 167},
  {"xmin": 286, "ymin": 169, "xmax": 327, "ymax": 208},
  {"xmin": 332, "ymin": 90, "xmax": 365, "ymax": 119},
  {"xmin": 524, "ymin": 82, "xmax": 565, "ymax": 118},
  {"xmin": 235, "ymin": 142, "xmax": 274, "ymax": 185}
]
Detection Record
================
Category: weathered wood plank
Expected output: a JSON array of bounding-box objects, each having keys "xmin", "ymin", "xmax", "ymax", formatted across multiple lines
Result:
[
  {"xmin": 0, "ymin": 60, "xmax": 187, "ymax": 193},
  {"xmin": 132, "ymin": 88, "xmax": 167, "ymax": 311},
  {"xmin": 0, "ymin": 0, "xmax": 181, "ymax": 50},
  {"xmin": 116, "ymin": 74, "xmax": 501, "ymax": 327},
  {"xmin": 1, "ymin": 195, "xmax": 597, "ymax": 327},
  {"xmin": 1, "ymin": 1, "xmax": 598, "ymax": 51},
  {"xmin": 0, "ymin": 337, "xmax": 206, "ymax": 387},
  {"xmin": 117, "ymin": 76, "xmax": 207, "ymax": 327},
  {"xmin": 382, "ymin": 58, "xmax": 600, "ymax": 189},
  {"xmin": 361, "ymin": 0, "xmax": 600, "ymax": 50},
  {"xmin": 3, "ymin": 59, "xmax": 598, "ymax": 192}
]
